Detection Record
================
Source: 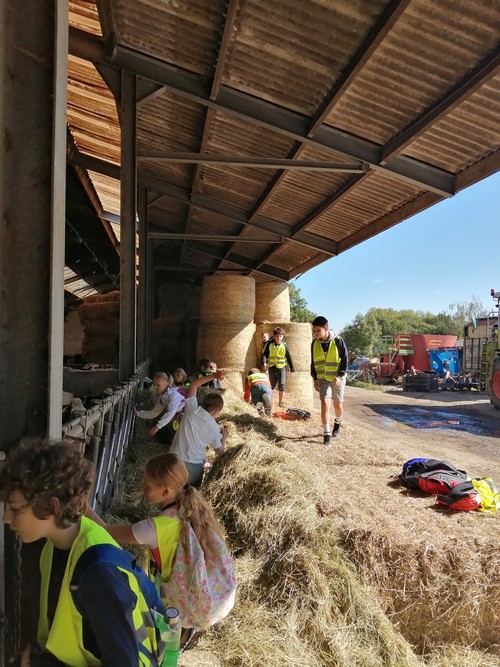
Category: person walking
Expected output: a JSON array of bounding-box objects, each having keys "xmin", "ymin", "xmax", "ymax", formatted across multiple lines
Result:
[
  {"xmin": 262, "ymin": 327, "xmax": 295, "ymax": 409},
  {"xmin": 311, "ymin": 316, "xmax": 348, "ymax": 445}
]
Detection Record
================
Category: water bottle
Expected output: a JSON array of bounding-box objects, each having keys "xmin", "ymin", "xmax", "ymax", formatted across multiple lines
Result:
[{"xmin": 161, "ymin": 606, "xmax": 182, "ymax": 667}]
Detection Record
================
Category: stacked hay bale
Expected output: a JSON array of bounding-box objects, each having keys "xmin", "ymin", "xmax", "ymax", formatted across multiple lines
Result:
[
  {"xmin": 79, "ymin": 291, "xmax": 119, "ymax": 365},
  {"xmin": 152, "ymin": 316, "xmax": 184, "ymax": 371},
  {"xmin": 154, "ymin": 282, "xmax": 202, "ymax": 372},
  {"xmin": 254, "ymin": 281, "xmax": 313, "ymax": 411},
  {"xmin": 197, "ymin": 276, "xmax": 256, "ymax": 392},
  {"xmin": 254, "ymin": 280, "xmax": 290, "ymax": 323}
]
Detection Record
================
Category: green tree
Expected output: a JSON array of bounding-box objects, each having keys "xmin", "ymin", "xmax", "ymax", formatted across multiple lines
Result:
[
  {"xmin": 340, "ymin": 313, "xmax": 381, "ymax": 355},
  {"xmin": 448, "ymin": 295, "xmax": 489, "ymax": 333},
  {"xmin": 289, "ymin": 281, "xmax": 317, "ymax": 323}
]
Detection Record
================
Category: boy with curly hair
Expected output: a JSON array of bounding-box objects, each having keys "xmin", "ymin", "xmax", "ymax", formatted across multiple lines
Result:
[{"xmin": 1, "ymin": 440, "xmax": 161, "ymax": 667}]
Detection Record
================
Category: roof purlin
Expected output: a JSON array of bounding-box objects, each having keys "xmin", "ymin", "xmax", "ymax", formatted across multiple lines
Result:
[
  {"xmin": 67, "ymin": 27, "xmax": 455, "ymax": 197},
  {"xmin": 68, "ymin": 148, "xmax": 339, "ymax": 257}
]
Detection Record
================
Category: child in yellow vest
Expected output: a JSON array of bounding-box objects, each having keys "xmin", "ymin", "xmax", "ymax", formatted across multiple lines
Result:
[
  {"xmin": 86, "ymin": 452, "xmax": 236, "ymax": 644},
  {"xmin": 1, "ymin": 440, "xmax": 159, "ymax": 667}
]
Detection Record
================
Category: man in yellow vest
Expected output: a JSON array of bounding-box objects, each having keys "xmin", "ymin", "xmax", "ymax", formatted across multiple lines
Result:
[
  {"xmin": 1, "ymin": 440, "xmax": 160, "ymax": 667},
  {"xmin": 311, "ymin": 316, "xmax": 348, "ymax": 445},
  {"xmin": 262, "ymin": 327, "xmax": 295, "ymax": 410}
]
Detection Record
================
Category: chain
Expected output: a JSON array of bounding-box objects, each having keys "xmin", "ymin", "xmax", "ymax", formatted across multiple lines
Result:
[{"xmin": 13, "ymin": 535, "xmax": 22, "ymax": 658}]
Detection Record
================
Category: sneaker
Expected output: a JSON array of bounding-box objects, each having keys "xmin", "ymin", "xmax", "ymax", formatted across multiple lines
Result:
[
  {"xmin": 262, "ymin": 394, "xmax": 272, "ymax": 413},
  {"xmin": 323, "ymin": 433, "xmax": 332, "ymax": 446},
  {"xmin": 332, "ymin": 421, "xmax": 342, "ymax": 438}
]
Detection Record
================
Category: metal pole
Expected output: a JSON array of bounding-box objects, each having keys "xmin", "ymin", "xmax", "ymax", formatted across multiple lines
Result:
[
  {"xmin": 48, "ymin": 0, "xmax": 68, "ymax": 440},
  {"xmin": 137, "ymin": 187, "xmax": 148, "ymax": 362},
  {"xmin": 119, "ymin": 71, "xmax": 137, "ymax": 380}
]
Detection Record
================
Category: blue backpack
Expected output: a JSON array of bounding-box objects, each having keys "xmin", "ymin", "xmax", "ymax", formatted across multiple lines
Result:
[{"xmin": 70, "ymin": 544, "xmax": 166, "ymax": 667}]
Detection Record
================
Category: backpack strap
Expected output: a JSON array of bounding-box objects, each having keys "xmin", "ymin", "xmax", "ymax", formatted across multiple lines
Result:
[{"xmin": 70, "ymin": 544, "xmax": 165, "ymax": 666}]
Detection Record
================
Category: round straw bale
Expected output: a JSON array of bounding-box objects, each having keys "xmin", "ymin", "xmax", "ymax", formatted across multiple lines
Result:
[
  {"xmin": 257, "ymin": 322, "xmax": 312, "ymax": 372},
  {"xmin": 82, "ymin": 290, "xmax": 120, "ymax": 304},
  {"xmin": 79, "ymin": 300, "xmax": 120, "ymax": 323},
  {"xmin": 255, "ymin": 281, "xmax": 290, "ymax": 323},
  {"xmin": 83, "ymin": 317, "xmax": 119, "ymax": 337},
  {"xmin": 200, "ymin": 275, "xmax": 255, "ymax": 324},
  {"xmin": 284, "ymin": 371, "xmax": 314, "ymax": 411},
  {"xmin": 158, "ymin": 283, "xmax": 201, "ymax": 319},
  {"xmin": 197, "ymin": 321, "xmax": 256, "ymax": 371},
  {"xmin": 82, "ymin": 335, "xmax": 119, "ymax": 365},
  {"xmin": 152, "ymin": 317, "xmax": 183, "ymax": 339},
  {"xmin": 223, "ymin": 369, "xmax": 245, "ymax": 393}
]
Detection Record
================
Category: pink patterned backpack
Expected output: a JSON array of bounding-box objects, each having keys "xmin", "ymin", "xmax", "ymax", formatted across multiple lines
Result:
[{"xmin": 159, "ymin": 507, "xmax": 236, "ymax": 630}]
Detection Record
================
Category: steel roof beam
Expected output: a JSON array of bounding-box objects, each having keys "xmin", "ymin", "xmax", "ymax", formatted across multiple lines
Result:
[
  {"xmin": 308, "ymin": 0, "xmax": 411, "ymax": 135},
  {"xmin": 67, "ymin": 149, "xmax": 339, "ymax": 256},
  {"xmin": 68, "ymin": 28, "xmax": 455, "ymax": 196},
  {"xmin": 220, "ymin": 0, "xmax": 410, "ymax": 269},
  {"xmin": 162, "ymin": 239, "xmax": 289, "ymax": 280},
  {"xmin": 381, "ymin": 45, "xmax": 500, "ymax": 162},
  {"xmin": 138, "ymin": 152, "xmax": 366, "ymax": 171},
  {"xmin": 149, "ymin": 231, "xmax": 283, "ymax": 242}
]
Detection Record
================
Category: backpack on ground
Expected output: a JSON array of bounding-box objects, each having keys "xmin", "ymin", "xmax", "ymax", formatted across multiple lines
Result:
[
  {"xmin": 436, "ymin": 480, "xmax": 482, "ymax": 511},
  {"xmin": 417, "ymin": 468, "xmax": 468, "ymax": 495},
  {"xmin": 273, "ymin": 407, "xmax": 312, "ymax": 420},
  {"xmin": 160, "ymin": 508, "xmax": 237, "ymax": 631},
  {"xmin": 71, "ymin": 543, "xmax": 165, "ymax": 666},
  {"xmin": 398, "ymin": 458, "xmax": 466, "ymax": 490},
  {"xmin": 437, "ymin": 477, "xmax": 500, "ymax": 513}
]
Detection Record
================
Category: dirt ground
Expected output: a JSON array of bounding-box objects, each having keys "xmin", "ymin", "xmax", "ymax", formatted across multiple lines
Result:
[{"xmin": 302, "ymin": 384, "xmax": 500, "ymax": 482}]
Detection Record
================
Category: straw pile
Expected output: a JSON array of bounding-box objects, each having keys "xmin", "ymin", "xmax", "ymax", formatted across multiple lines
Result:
[
  {"xmin": 201, "ymin": 418, "xmax": 422, "ymax": 666},
  {"xmin": 255, "ymin": 280, "xmax": 290, "ymax": 323},
  {"xmin": 107, "ymin": 387, "xmax": 500, "ymax": 667},
  {"xmin": 200, "ymin": 275, "xmax": 255, "ymax": 325},
  {"xmin": 278, "ymin": 414, "xmax": 500, "ymax": 664},
  {"xmin": 79, "ymin": 291, "xmax": 120, "ymax": 365}
]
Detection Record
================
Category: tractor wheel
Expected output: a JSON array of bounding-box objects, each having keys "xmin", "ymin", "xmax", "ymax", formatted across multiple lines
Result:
[{"xmin": 489, "ymin": 357, "xmax": 500, "ymax": 411}]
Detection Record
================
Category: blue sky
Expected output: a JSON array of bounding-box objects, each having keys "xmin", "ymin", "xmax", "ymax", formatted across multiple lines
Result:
[{"xmin": 293, "ymin": 171, "xmax": 500, "ymax": 333}]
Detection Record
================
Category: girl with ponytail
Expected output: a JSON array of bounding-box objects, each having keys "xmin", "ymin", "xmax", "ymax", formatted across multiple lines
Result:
[{"xmin": 86, "ymin": 452, "xmax": 236, "ymax": 636}]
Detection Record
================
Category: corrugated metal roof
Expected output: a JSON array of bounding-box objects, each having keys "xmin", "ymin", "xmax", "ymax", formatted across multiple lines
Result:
[{"xmin": 67, "ymin": 0, "xmax": 500, "ymax": 286}]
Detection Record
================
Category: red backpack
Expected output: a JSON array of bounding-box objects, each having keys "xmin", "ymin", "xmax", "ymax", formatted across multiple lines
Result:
[
  {"xmin": 436, "ymin": 481, "xmax": 481, "ymax": 511},
  {"xmin": 417, "ymin": 469, "xmax": 468, "ymax": 495}
]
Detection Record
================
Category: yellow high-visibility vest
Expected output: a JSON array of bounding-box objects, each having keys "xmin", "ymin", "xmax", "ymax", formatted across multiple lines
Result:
[
  {"xmin": 313, "ymin": 338, "xmax": 340, "ymax": 381},
  {"xmin": 247, "ymin": 372, "xmax": 271, "ymax": 387},
  {"xmin": 268, "ymin": 343, "xmax": 287, "ymax": 369},
  {"xmin": 38, "ymin": 516, "xmax": 158, "ymax": 667}
]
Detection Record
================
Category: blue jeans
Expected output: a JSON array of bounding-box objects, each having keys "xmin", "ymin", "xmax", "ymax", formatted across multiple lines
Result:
[{"xmin": 184, "ymin": 461, "xmax": 204, "ymax": 488}]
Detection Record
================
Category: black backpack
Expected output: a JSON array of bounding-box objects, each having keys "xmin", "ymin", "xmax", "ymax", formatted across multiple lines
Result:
[{"xmin": 398, "ymin": 458, "xmax": 467, "ymax": 490}]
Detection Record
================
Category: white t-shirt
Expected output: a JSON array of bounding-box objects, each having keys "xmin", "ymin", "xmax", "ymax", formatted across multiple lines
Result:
[
  {"xmin": 139, "ymin": 387, "xmax": 185, "ymax": 429},
  {"xmin": 170, "ymin": 396, "xmax": 222, "ymax": 464}
]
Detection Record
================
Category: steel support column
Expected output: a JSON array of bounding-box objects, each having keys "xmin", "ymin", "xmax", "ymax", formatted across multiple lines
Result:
[
  {"xmin": 119, "ymin": 71, "xmax": 137, "ymax": 379},
  {"xmin": 1, "ymin": 1, "xmax": 65, "ymax": 660},
  {"xmin": 48, "ymin": 0, "xmax": 68, "ymax": 440},
  {"xmin": 137, "ymin": 187, "xmax": 148, "ymax": 362}
]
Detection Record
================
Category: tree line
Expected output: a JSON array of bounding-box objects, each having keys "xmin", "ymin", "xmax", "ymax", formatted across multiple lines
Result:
[{"xmin": 289, "ymin": 283, "xmax": 489, "ymax": 356}]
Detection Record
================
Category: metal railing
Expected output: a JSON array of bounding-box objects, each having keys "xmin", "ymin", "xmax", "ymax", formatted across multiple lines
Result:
[{"xmin": 62, "ymin": 361, "xmax": 147, "ymax": 511}]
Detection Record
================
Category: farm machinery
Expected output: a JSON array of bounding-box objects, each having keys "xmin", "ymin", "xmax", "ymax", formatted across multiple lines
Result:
[{"xmin": 461, "ymin": 289, "xmax": 500, "ymax": 409}]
